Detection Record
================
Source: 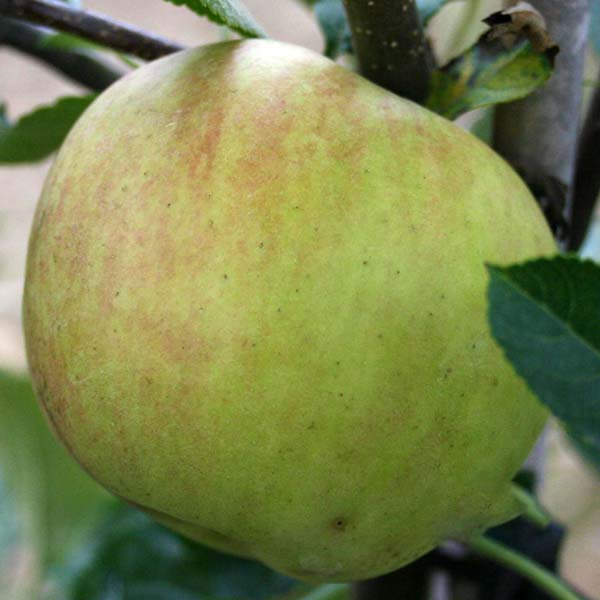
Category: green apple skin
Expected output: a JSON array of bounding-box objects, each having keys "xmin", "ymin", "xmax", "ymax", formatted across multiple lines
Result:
[{"xmin": 23, "ymin": 39, "xmax": 555, "ymax": 582}]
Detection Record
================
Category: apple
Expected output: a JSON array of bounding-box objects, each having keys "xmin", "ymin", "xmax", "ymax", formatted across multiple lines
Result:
[{"xmin": 23, "ymin": 39, "xmax": 555, "ymax": 582}]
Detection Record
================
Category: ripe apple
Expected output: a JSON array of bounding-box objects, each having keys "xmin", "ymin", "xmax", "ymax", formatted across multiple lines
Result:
[{"xmin": 23, "ymin": 39, "xmax": 555, "ymax": 582}]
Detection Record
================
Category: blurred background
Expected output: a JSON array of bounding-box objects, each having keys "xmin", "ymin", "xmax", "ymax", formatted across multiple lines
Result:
[{"xmin": 1, "ymin": 1, "xmax": 600, "ymax": 598}]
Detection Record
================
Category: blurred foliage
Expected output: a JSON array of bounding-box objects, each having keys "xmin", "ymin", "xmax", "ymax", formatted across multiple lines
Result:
[
  {"xmin": 0, "ymin": 96, "xmax": 96, "ymax": 164},
  {"xmin": 0, "ymin": 370, "xmax": 112, "ymax": 598},
  {"xmin": 0, "ymin": 474, "xmax": 25, "ymax": 598},
  {"xmin": 313, "ymin": 0, "xmax": 351, "ymax": 59},
  {"xmin": 0, "ymin": 476, "xmax": 19, "ymax": 553},
  {"xmin": 60, "ymin": 504, "xmax": 347, "ymax": 600}
]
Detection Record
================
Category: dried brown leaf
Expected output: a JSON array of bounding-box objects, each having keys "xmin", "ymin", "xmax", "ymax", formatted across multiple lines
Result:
[{"xmin": 484, "ymin": 2, "xmax": 559, "ymax": 60}]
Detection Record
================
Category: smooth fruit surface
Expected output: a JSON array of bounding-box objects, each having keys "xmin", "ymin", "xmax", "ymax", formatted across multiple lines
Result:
[{"xmin": 23, "ymin": 39, "xmax": 555, "ymax": 582}]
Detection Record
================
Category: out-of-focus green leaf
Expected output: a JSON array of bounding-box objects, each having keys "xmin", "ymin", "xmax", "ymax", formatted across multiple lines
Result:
[
  {"xmin": 0, "ymin": 95, "xmax": 96, "ymax": 164},
  {"xmin": 0, "ymin": 472, "xmax": 30, "ymax": 600},
  {"xmin": 314, "ymin": 0, "xmax": 352, "ymax": 58},
  {"xmin": 487, "ymin": 256, "xmax": 600, "ymax": 472},
  {"xmin": 0, "ymin": 370, "xmax": 111, "ymax": 574},
  {"xmin": 427, "ymin": 37, "xmax": 554, "ymax": 120},
  {"xmin": 0, "ymin": 475, "xmax": 19, "ymax": 554},
  {"xmin": 162, "ymin": 0, "xmax": 266, "ymax": 38},
  {"xmin": 64, "ymin": 505, "xmax": 322, "ymax": 600}
]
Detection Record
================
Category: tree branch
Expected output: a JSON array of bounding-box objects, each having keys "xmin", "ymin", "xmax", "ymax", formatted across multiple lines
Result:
[
  {"xmin": 0, "ymin": 0, "xmax": 184, "ymax": 61},
  {"xmin": 341, "ymin": 0, "xmax": 431, "ymax": 103},
  {"xmin": 568, "ymin": 71, "xmax": 600, "ymax": 251},
  {"xmin": 0, "ymin": 17, "xmax": 122, "ymax": 91},
  {"xmin": 492, "ymin": 0, "xmax": 589, "ymax": 245}
]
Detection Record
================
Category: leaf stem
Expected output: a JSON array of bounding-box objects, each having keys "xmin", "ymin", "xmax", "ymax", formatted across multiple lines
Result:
[
  {"xmin": 0, "ymin": 0, "xmax": 184, "ymax": 60},
  {"xmin": 468, "ymin": 535, "xmax": 585, "ymax": 600},
  {"xmin": 511, "ymin": 484, "xmax": 551, "ymax": 528}
]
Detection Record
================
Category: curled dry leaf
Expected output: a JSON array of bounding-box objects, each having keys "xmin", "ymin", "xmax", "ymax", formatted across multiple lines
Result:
[{"xmin": 484, "ymin": 2, "xmax": 559, "ymax": 61}]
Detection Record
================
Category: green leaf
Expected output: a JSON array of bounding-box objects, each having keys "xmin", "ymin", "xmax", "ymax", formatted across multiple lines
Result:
[
  {"xmin": 487, "ymin": 256, "xmax": 600, "ymax": 471},
  {"xmin": 0, "ymin": 472, "xmax": 29, "ymax": 599},
  {"xmin": 427, "ymin": 37, "xmax": 554, "ymax": 120},
  {"xmin": 0, "ymin": 475, "xmax": 20, "ymax": 554},
  {"xmin": 0, "ymin": 370, "xmax": 111, "ymax": 573},
  {"xmin": 162, "ymin": 0, "xmax": 266, "ymax": 38},
  {"xmin": 314, "ymin": 0, "xmax": 352, "ymax": 58},
  {"xmin": 0, "ymin": 95, "xmax": 96, "ymax": 164},
  {"xmin": 64, "ymin": 505, "xmax": 314, "ymax": 600}
]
